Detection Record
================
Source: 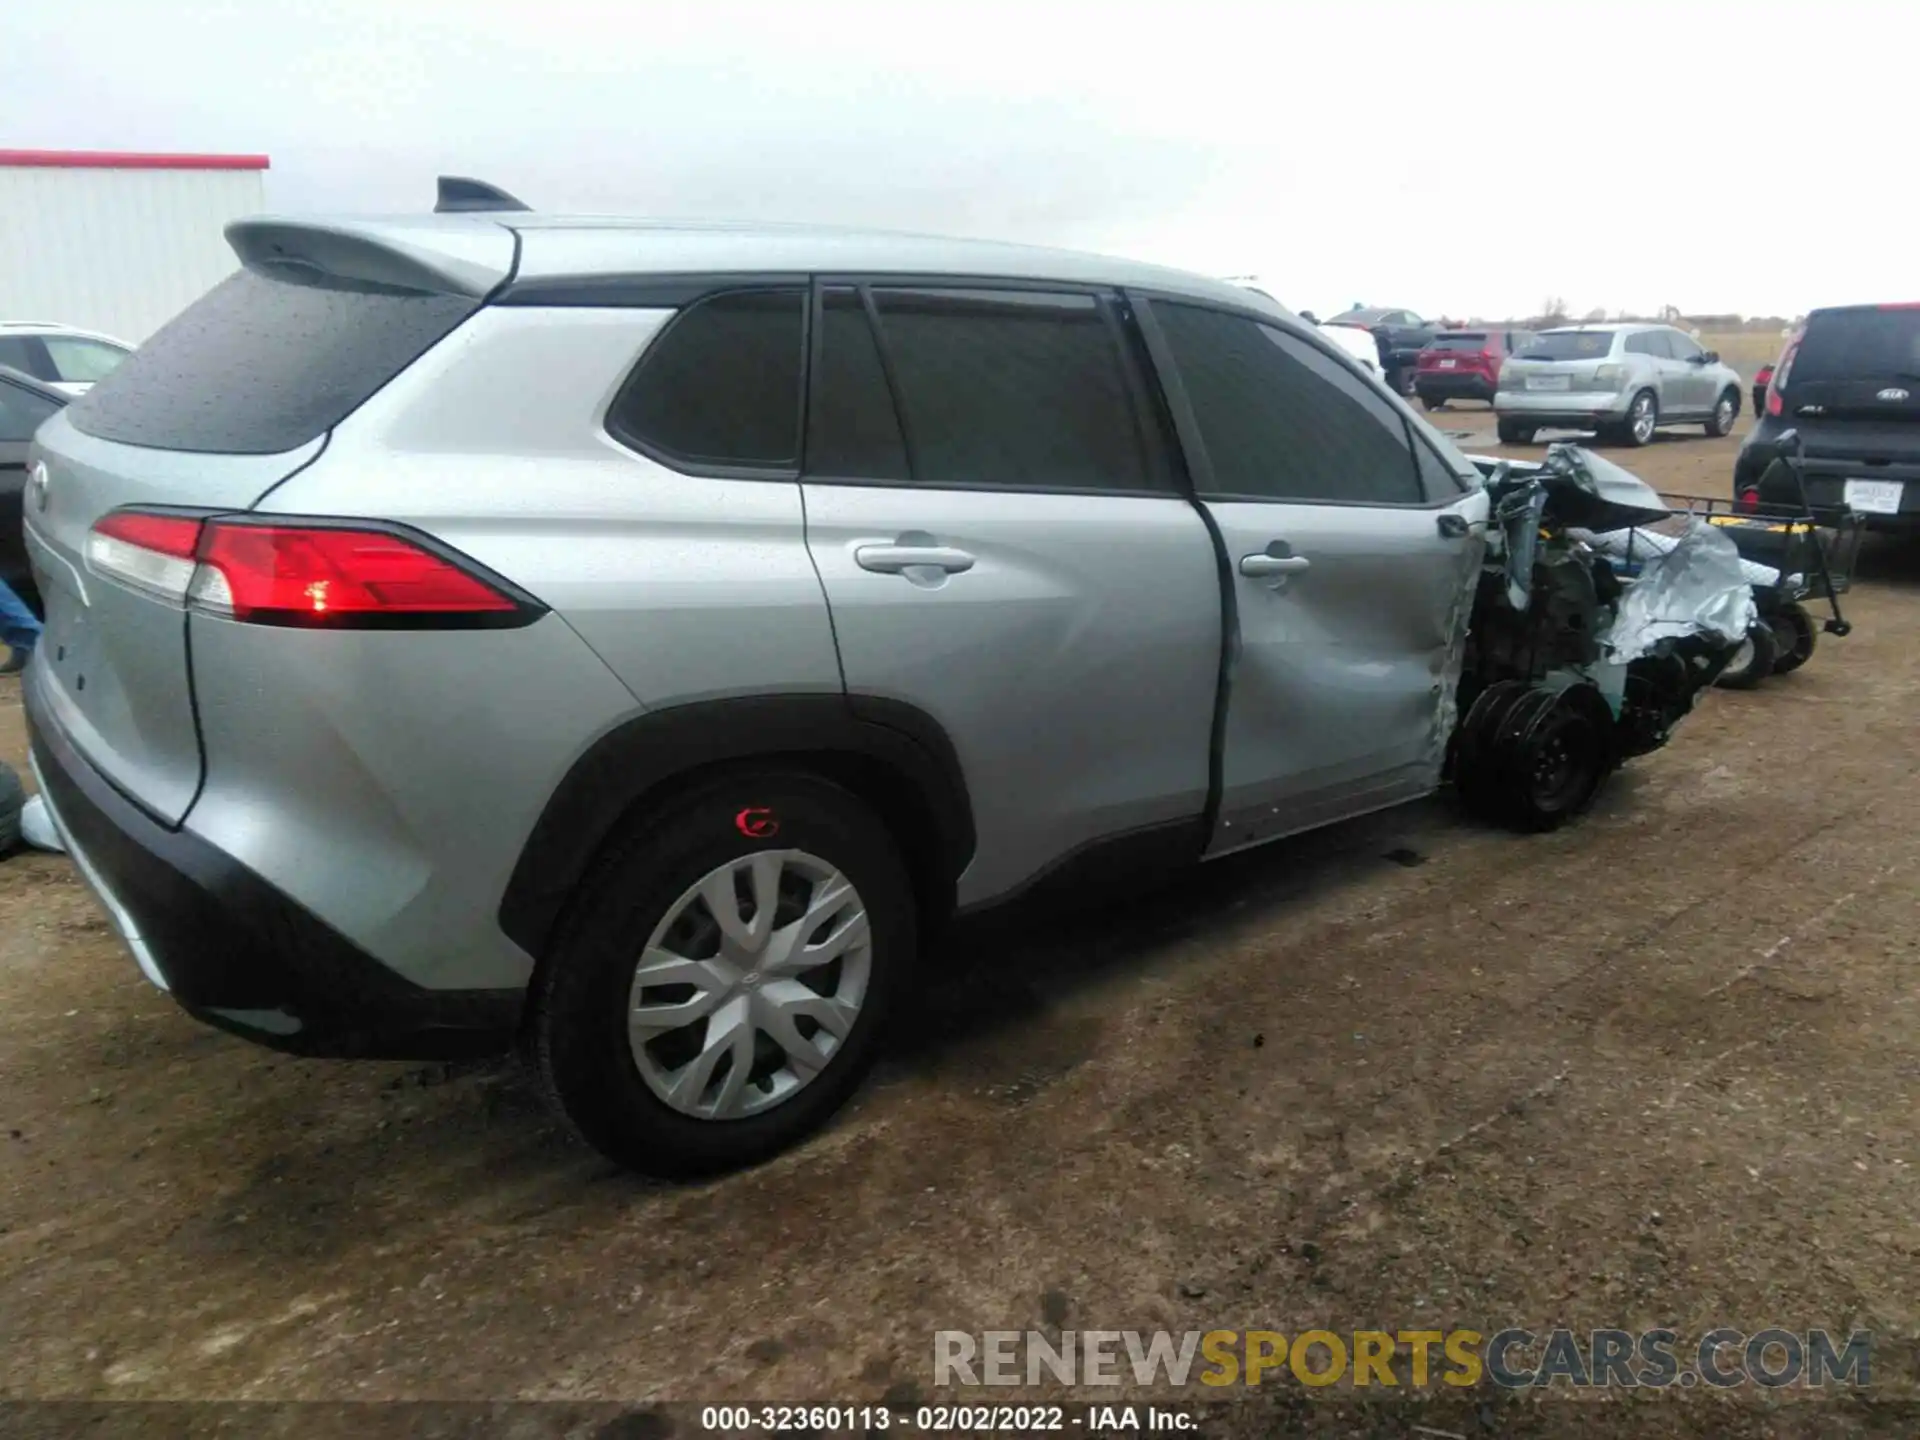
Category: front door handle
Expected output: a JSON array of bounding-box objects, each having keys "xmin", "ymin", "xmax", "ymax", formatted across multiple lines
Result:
[
  {"xmin": 855, "ymin": 544, "xmax": 976, "ymax": 575},
  {"xmin": 1239, "ymin": 553, "xmax": 1311, "ymax": 578}
]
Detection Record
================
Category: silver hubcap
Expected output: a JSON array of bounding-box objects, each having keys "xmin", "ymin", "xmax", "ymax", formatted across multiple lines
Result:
[
  {"xmin": 1632, "ymin": 396, "xmax": 1656, "ymax": 442},
  {"xmin": 1716, "ymin": 397, "xmax": 1733, "ymax": 431},
  {"xmin": 628, "ymin": 850, "xmax": 871, "ymax": 1120},
  {"xmin": 1731, "ymin": 636, "xmax": 1755, "ymax": 671}
]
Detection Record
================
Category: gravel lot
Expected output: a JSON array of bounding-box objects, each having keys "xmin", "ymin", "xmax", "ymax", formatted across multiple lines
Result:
[{"xmin": 4, "ymin": 413, "xmax": 1919, "ymax": 1436}]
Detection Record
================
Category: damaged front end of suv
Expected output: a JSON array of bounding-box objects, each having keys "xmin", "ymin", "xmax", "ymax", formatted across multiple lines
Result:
[{"xmin": 1448, "ymin": 445, "xmax": 1756, "ymax": 830}]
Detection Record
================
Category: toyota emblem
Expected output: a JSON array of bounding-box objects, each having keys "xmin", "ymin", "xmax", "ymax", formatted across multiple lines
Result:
[
  {"xmin": 1877, "ymin": 387, "xmax": 1911, "ymax": 403},
  {"xmin": 27, "ymin": 461, "xmax": 49, "ymax": 513}
]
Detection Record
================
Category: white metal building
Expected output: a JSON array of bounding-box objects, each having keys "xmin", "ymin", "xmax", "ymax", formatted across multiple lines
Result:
[{"xmin": 0, "ymin": 149, "xmax": 269, "ymax": 343}]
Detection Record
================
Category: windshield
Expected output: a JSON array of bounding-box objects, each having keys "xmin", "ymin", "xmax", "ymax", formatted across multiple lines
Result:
[
  {"xmin": 1793, "ymin": 307, "xmax": 1920, "ymax": 384},
  {"xmin": 1518, "ymin": 331, "xmax": 1613, "ymax": 361}
]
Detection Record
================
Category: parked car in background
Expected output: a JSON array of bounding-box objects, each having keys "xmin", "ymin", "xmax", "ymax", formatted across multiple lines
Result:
[
  {"xmin": 1414, "ymin": 328, "xmax": 1535, "ymax": 410},
  {"xmin": 1752, "ymin": 360, "xmax": 1775, "ymax": 422},
  {"xmin": 1319, "ymin": 322, "xmax": 1385, "ymax": 378},
  {"xmin": 1323, "ymin": 307, "xmax": 1438, "ymax": 393},
  {"xmin": 26, "ymin": 189, "xmax": 1500, "ymax": 1177},
  {"xmin": 0, "ymin": 365, "xmax": 65, "ymax": 614},
  {"xmin": 1494, "ymin": 324, "xmax": 1744, "ymax": 448},
  {"xmin": 1738, "ymin": 303, "xmax": 1920, "ymax": 530},
  {"xmin": 0, "ymin": 323, "xmax": 134, "ymax": 395}
]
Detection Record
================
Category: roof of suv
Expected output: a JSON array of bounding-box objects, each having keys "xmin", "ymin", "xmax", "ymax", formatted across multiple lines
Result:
[{"xmin": 228, "ymin": 212, "xmax": 1290, "ymax": 319}]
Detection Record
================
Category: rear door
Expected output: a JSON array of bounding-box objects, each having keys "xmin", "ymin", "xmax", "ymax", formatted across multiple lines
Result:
[
  {"xmin": 27, "ymin": 258, "xmax": 494, "ymax": 822},
  {"xmin": 1141, "ymin": 300, "xmax": 1487, "ymax": 855},
  {"xmin": 800, "ymin": 283, "xmax": 1223, "ymax": 905},
  {"xmin": 1778, "ymin": 306, "xmax": 1920, "ymax": 515}
]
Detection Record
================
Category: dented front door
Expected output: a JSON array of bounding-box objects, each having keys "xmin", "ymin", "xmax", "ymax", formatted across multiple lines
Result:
[{"xmin": 1139, "ymin": 299, "xmax": 1488, "ymax": 857}]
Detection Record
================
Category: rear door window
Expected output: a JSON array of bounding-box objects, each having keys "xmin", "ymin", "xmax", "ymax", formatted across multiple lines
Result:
[
  {"xmin": 0, "ymin": 336, "xmax": 49, "ymax": 381},
  {"xmin": 1154, "ymin": 302, "xmax": 1422, "ymax": 506},
  {"xmin": 0, "ymin": 380, "xmax": 61, "ymax": 442},
  {"xmin": 66, "ymin": 269, "xmax": 480, "ymax": 454},
  {"xmin": 806, "ymin": 288, "xmax": 909, "ymax": 480},
  {"xmin": 607, "ymin": 288, "xmax": 806, "ymax": 470},
  {"xmin": 863, "ymin": 286, "xmax": 1168, "ymax": 493}
]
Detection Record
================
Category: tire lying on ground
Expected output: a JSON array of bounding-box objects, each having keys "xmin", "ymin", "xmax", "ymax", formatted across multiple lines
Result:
[
  {"xmin": 1769, "ymin": 602, "xmax": 1818, "ymax": 675},
  {"xmin": 0, "ymin": 762, "xmax": 22, "ymax": 853},
  {"xmin": 1713, "ymin": 622, "xmax": 1778, "ymax": 690}
]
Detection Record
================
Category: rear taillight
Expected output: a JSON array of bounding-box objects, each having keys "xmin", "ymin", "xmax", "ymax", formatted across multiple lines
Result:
[
  {"xmin": 85, "ymin": 511, "xmax": 536, "ymax": 628},
  {"xmin": 87, "ymin": 511, "xmax": 205, "ymax": 603},
  {"xmin": 1735, "ymin": 488, "xmax": 1760, "ymax": 514},
  {"xmin": 1766, "ymin": 340, "xmax": 1800, "ymax": 417}
]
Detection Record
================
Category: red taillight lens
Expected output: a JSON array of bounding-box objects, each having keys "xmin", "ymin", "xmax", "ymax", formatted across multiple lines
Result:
[
  {"xmin": 1766, "ymin": 340, "xmax": 1800, "ymax": 417},
  {"xmin": 194, "ymin": 525, "xmax": 519, "ymax": 624},
  {"xmin": 86, "ymin": 511, "xmax": 206, "ymax": 602},
  {"xmin": 86, "ymin": 511, "xmax": 532, "ymax": 627},
  {"xmin": 1735, "ymin": 488, "xmax": 1760, "ymax": 514}
]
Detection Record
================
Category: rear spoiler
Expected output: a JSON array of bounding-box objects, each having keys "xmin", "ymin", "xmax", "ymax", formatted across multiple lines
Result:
[{"xmin": 225, "ymin": 216, "xmax": 518, "ymax": 299}]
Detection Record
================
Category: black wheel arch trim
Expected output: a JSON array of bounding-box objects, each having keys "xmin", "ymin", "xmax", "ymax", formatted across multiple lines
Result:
[{"xmin": 497, "ymin": 693, "xmax": 977, "ymax": 958}]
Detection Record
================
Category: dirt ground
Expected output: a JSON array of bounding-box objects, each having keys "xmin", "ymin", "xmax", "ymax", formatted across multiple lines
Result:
[{"xmin": 5, "ymin": 413, "xmax": 1920, "ymax": 1437}]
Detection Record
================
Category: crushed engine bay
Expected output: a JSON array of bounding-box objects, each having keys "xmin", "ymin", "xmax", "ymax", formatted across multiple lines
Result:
[{"xmin": 1449, "ymin": 444, "xmax": 1757, "ymax": 830}]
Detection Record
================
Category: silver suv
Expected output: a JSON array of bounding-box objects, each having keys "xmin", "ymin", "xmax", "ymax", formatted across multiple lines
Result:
[
  {"xmin": 1495, "ymin": 323, "xmax": 1745, "ymax": 448},
  {"xmin": 25, "ymin": 189, "xmax": 1490, "ymax": 1175}
]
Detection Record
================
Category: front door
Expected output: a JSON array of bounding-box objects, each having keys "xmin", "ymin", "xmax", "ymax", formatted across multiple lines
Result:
[
  {"xmin": 1663, "ymin": 329, "xmax": 1710, "ymax": 413},
  {"xmin": 1142, "ymin": 299, "xmax": 1487, "ymax": 855}
]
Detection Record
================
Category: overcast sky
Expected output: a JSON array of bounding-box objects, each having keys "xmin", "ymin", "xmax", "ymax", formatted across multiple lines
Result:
[{"xmin": 4, "ymin": 0, "xmax": 1899, "ymax": 320}]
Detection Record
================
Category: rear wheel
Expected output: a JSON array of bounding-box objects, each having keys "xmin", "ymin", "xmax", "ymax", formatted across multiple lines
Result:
[
  {"xmin": 530, "ymin": 771, "xmax": 915, "ymax": 1176},
  {"xmin": 1714, "ymin": 623, "xmax": 1778, "ymax": 690},
  {"xmin": 1420, "ymin": 394, "xmax": 1443, "ymax": 411},
  {"xmin": 1496, "ymin": 419, "xmax": 1536, "ymax": 445},
  {"xmin": 1769, "ymin": 602, "xmax": 1818, "ymax": 673},
  {"xmin": 1706, "ymin": 387, "xmax": 1739, "ymax": 437},
  {"xmin": 1616, "ymin": 389, "xmax": 1659, "ymax": 447}
]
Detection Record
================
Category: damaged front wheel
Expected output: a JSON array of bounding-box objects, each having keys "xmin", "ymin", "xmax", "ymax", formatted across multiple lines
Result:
[{"xmin": 1454, "ymin": 682, "xmax": 1613, "ymax": 833}]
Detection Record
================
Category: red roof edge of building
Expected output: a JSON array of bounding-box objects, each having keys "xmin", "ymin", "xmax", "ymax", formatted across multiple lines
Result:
[{"xmin": 0, "ymin": 150, "xmax": 270, "ymax": 172}]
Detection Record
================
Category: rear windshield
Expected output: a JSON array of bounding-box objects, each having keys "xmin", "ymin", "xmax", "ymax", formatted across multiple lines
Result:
[
  {"xmin": 1792, "ymin": 308, "xmax": 1920, "ymax": 385},
  {"xmin": 1517, "ymin": 331, "xmax": 1612, "ymax": 361},
  {"xmin": 1431, "ymin": 333, "xmax": 1489, "ymax": 350},
  {"xmin": 66, "ymin": 269, "xmax": 479, "ymax": 454}
]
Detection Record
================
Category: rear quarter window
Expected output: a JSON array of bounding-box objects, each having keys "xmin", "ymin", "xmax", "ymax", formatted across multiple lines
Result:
[{"xmin": 65, "ymin": 269, "xmax": 479, "ymax": 455}]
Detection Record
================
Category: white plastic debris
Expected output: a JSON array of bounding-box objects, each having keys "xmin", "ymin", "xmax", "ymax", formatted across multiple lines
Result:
[{"xmin": 20, "ymin": 795, "xmax": 66, "ymax": 854}]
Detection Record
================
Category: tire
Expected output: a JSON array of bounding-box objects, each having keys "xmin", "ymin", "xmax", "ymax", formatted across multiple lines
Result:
[
  {"xmin": 1498, "ymin": 688, "xmax": 1610, "ymax": 832},
  {"xmin": 1706, "ymin": 387, "xmax": 1739, "ymax": 438},
  {"xmin": 1769, "ymin": 602, "xmax": 1818, "ymax": 674},
  {"xmin": 1496, "ymin": 419, "xmax": 1536, "ymax": 445},
  {"xmin": 1617, "ymin": 389, "xmax": 1659, "ymax": 447},
  {"xmin": 530, "ymin": 770, "xmax": 915, "ymax": 1177},
  {"xmin": 1713, "ymin": 622, "xmax": 1778, "ymax": 690},
  {"xmin": 0, "ymin": 762, "xmax": 22, "ymax": 853},
  {"xmin": 1420, "ymin": 394, "xmax": 1442, "ymax": 412}
]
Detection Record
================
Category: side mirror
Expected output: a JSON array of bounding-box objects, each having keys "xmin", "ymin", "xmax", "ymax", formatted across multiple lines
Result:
[{"xmin": 1698, "ymin": 350, "xmax": 1720, "ymax": 365}]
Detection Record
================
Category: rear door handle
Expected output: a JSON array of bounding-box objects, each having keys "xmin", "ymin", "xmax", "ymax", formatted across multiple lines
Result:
[
  {"xmin": 855, "ymin": 544, "xmax": 976, "ymax": 575},
  {"xmin": 1239, "ymin": 553, "xmax": 1311, "ymax": 577}
]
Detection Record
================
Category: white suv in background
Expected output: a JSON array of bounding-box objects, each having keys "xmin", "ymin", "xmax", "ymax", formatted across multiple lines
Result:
[{"xmin": 0, "ymin": 322, "xmax": 134, "ymax": 395}]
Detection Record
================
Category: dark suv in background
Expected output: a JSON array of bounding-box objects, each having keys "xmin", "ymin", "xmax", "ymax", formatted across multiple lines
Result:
[
  {"xmin": 1740, "ymin": 304, "xmax": 1920, "ymax": 529},
  {"xmin": 1414, "ymin": 328, "xmax": 1534, "ymax": 410}
]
